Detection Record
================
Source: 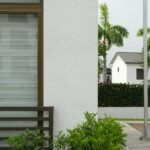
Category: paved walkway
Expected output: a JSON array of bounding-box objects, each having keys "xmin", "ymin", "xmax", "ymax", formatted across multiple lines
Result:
[{"xmin": 123, "ymin": 122, "xmax": 150, "ymax": 150}]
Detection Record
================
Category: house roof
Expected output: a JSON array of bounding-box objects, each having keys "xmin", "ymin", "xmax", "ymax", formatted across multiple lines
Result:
[{"xmin": 110, "ymin": 52, "xmax": 143, "ymax": 65}]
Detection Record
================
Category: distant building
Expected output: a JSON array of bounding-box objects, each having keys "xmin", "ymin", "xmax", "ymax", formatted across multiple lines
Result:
[{"xmin": 110, "ymin": 52, "xmax": 150, "ymax": 84}]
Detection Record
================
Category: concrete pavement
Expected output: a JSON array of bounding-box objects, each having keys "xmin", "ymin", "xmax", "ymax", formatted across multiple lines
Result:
[{"xmin": 123, "ymin": 122, "xmax": 150, "ymax": 150}]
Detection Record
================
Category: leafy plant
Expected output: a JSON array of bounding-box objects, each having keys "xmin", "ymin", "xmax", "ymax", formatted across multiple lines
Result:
[
  {"xmin": 6, "ymin": 129, "xmax": 50, "ymax": 150},
  {"xmin": 98, "ymin": 83, "xmax": 148, "ymax": 107},
  {"xmin": 54, "ymin": 112, "xmax": 126, "ymax": 150}
]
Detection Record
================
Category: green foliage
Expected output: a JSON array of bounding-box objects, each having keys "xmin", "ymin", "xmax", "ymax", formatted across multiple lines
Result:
[
  {"xmin": 54, "ymin": 112, "xmax": 126, "ymax": 150},
  {"xmin": 136, "ymin": 27, "xmax": 150, "ymax": 67},
  {"xmin": 137, "ymin": 28, "xmax": 150, "ymax": 37},
  {"xmin": 98, "ymin": 83, "xmax": 150, "ymax": 107},
  {"xmin": 98, "ymin": 3, "xmax": 129, "ymax": 82},
  {"xmin": 98, "ymin": 3, "xmax": 129, "ymax": 55},
  {"xmin": 6, "ymin": 129, "xmax": 50, "ymax": 150},
  {"xmin": 137, "ymin": 28, "xmax": 150, "ymax": 56}
]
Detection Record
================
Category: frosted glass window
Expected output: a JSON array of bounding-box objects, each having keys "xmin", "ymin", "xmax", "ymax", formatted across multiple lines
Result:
[
  {"xmin": 0, "ymin": 0, "xmax": 40, "ymax": 3},
  {"xmin": 0, "ymin": 14, "xmax": 38, "ymax": 106}
]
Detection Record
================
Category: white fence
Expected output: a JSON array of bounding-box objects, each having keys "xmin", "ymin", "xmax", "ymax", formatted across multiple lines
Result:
[{"xmin": 98, "ymin": 107, "xmax": 150, "ymax": 119}]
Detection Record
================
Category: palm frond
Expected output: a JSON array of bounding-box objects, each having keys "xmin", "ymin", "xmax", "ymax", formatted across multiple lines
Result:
[
  {"xmin": 98, "ymin": 25, "xmax": 104, "ymax": 40},
  {"xmin": 111, "ymin": 25, "xmax": 129, "ymax": 38},
  {"xmin": 137, "ymin": 29, "xmax": 143, "ymax": 36},
  {"xmin": 99, "ymin": 3, "xmax": 109, "ymax": 28},
  {"xmin": 109, "ymin": 26, "xmax": 128, "ymax": 46},
  {"xmin": 137, "ymin": 28, "xmax": 150, "ymax": 36},
  {"xmin": 110, "ymin": 32, "xmax": 123, "ymax": 46}
]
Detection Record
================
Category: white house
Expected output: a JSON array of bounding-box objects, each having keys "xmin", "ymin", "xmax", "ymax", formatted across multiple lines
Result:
[
  {"xmin": 110, "ymin": 52, "xmax": 150, "ymax": 84},
  {"xmin": 0, "ymin": 0, "xmax": 98, "ymax": 144}
]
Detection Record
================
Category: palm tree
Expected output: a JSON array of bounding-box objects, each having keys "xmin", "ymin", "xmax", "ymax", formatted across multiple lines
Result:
[
  {"xmin": 98, "ymin": 3, "xmax": 129, "ymax": 82},
  {"xmin": 137, "ymin": 28, "xmax": 150, "ymax": 51},
  {"xmin": 137, "ymin": 28, "xmax": 150, "ymax": 73}
]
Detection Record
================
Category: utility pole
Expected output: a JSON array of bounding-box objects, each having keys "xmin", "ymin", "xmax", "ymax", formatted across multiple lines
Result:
[{"xmin": 143, "ymin": 0, "xmax": 149, "ymax": 140}]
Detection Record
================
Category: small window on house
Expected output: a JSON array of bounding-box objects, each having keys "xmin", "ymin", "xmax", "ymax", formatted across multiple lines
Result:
[
  {"xmin": 117, "ymin": 67, "xmax": 119, "ymax": 72},
  {"xmin": 136, "ymin": 69, "xmax": 144, "ymax": 80}
]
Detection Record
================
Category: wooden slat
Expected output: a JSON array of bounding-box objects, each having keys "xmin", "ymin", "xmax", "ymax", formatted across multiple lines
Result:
[
  {"xmin": 0, "ymin": 106, "xmax": 54, "ymax": 148},
  {"xmin": 0, "ymin": 137, "xmax": 8, "ymax": 141},
  {"xmin": 49, "ymin": 107, "xmax": 54, "ymax": 146},
  {"xmin": 0, "ymin": 127, "xmax": 50, "ymax": 131},
  {"xmin": 0, "ymin": 117, "xmax": 49, "ymax": 121},
  {"xmin": 0, "ymin": 147, "xmax": 10, "ymax": 150},
  {"xmin": 0, "ymin": 106, "xmax": 53, "ymax": 111},
  {"xmin": 0, "ymin": 4, "xmax": 42, "ymax": 13}
]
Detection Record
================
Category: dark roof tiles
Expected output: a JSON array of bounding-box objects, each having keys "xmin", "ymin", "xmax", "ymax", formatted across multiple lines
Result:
[{"xmin": 110, "ymin": 52, "xmax": 143, "ymax": 65}]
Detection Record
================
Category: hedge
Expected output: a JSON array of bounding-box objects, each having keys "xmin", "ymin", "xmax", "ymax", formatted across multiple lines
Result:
[{"xmin": 98, "ymin": 83, "xmax": 150, "ymax": 107}]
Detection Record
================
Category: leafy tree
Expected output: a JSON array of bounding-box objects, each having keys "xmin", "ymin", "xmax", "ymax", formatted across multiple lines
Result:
[
  {"xmin": 137, "ymin": 28, "xmax": 150, "ymax": 69},
  {"xmin": 137, "ymin": 28, "xmax": 150, "ymax": 51},
  {"xmin": 98, "ymin": 3, "xmax": 129, "ymax": 82},
  {"xmin": 137, "ymin": 29, "xmax": 150, "ymax": 85}
]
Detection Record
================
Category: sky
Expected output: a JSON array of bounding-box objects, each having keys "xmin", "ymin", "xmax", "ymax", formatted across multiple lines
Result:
[{"xmin": 98, "ymin": 0, "xmax": 150, "ymax": 65}]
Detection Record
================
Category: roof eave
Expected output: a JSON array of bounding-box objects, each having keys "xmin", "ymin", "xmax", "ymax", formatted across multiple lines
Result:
[{"xmin": 126, "ymin": 62, "xmax": 143, "ymax": 64}]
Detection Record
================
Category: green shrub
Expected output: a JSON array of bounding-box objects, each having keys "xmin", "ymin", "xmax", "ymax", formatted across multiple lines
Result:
[
  {"xmin": 98, "ymin": 83, "xmax": 147, "ymax": 107},
  {"xmin": 54, "ymin": 112, "xmax": 126, "ymax": 150},
  {"xmin": 6, "ymin": 129, "xmax": 50, "ymax": 150}
]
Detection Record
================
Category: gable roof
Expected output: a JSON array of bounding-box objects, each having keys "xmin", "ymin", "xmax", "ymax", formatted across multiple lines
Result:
[{"xmin": 110, "ymin": 52, "xmax": 143, "ymax": 65}]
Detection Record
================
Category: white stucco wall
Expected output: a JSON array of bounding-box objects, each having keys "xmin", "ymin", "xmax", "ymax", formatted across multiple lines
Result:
[
  {"xmin": 98, "ymin": 107, "xmax": 150, "ymax": 119},
  {"xmin": 112, "ymin": 56, "xmax": 127, "ymax": 83},
  {"xmin": 44, "ymin": 0, "xmax": 98, "ymax": 135},
  {"xmin": 127, "ymin": 64, "xmax": 143, "ymax": 84}
]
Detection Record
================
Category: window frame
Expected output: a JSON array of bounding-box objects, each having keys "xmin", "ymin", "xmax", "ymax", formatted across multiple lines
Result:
[
  {"xmin": 136, "ymin": 68, "xmax": 144, "ymax": 80},
  {"xmin": 0, "ymin": 1, "xmax": 43, "ymax": 107},
  {"xmin": 117, "ymin": 67, "xmax": 119, "ymax": 72}
]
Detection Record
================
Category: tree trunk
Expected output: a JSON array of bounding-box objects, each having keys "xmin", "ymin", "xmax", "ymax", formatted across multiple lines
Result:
[{"xmin": 103, "ymin": 55, "xmax": 107, "ymax": 82}]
